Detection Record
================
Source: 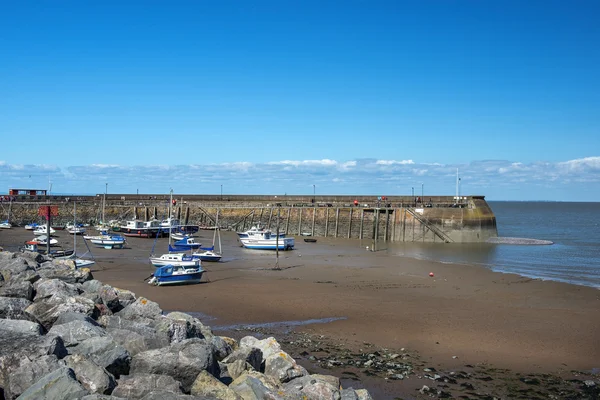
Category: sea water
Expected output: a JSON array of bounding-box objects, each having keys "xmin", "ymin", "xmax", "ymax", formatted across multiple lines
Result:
[{"xmin": 385, "ymin": 201, "xmax": 600, "ymax": 289}]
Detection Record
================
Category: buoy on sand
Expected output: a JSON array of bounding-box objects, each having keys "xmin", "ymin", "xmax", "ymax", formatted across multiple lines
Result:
[{"xmin": 429, "ymin": 272, "xmax": 434, "ymax": 277}]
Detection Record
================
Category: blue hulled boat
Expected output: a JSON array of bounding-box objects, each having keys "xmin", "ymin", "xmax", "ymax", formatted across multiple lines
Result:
[
  {"xmin": 148, "ymin": 264, "xmax": 205, "ymax": 286},
  {"xmin": 169, "ymin": 237, "xmax": 202, "ymax": 251}
]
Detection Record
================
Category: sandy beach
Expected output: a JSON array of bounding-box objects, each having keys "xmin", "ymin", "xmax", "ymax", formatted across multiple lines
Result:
[{"xmin": 2, "ymin": 228, "xmax": 599, "ymax": 398}]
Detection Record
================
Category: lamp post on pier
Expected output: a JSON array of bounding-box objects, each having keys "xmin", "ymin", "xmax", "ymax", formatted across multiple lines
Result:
[{"xmin": 313, "ymin": 184, "xmax": 315, "ymax": 204}]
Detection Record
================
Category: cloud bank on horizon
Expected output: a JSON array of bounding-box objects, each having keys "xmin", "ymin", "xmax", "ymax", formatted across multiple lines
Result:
[{"xmin": 0, "ymin": 157, "xmax": 598, "ymax": 202}]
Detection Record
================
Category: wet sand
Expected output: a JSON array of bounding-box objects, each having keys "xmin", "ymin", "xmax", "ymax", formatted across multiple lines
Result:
[{"xmin": 2, "ymin": 228, "xmax": 599, "ymax": 398}]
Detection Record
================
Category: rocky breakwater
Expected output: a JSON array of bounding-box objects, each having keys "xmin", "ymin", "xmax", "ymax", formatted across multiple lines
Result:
[{"xmin": 0, "ymin": 250, "xmax": 372, "ymax": 400}]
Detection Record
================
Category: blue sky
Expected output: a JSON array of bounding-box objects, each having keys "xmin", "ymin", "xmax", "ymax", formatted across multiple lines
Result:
[{"xmin": 1, "ymin": 1, "xmax": 598, "ymax": 201}]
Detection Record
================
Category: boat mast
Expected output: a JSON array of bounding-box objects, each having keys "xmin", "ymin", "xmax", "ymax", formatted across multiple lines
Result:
[
  {"xmin": 275, "ymin": 205, "xmax": 280, "ymax": 270},
  {"xmin": 455, "ymin": 168, "xmax": 459, "ymax": 204},
  {"xmin": 74, "ymin": 201, "xmax": 77, "ymax": 256},
  {"xmin": 169, "ymin": 188, "xmax": 173, "ymax": 247},
  {"xmin": 102, "ymin": 183, "xmax": 107, "ymax": 225}
]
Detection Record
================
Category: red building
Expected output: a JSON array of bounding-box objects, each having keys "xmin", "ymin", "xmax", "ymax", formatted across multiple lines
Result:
[{"xmin": 8, "ymin": 189, "xmax": 47, "ymax": 196}]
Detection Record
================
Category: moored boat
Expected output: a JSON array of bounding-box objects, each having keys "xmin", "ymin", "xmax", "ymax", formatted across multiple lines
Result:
[
  {"xmin": 24, "ymin": 223, "xmax": 40, "ymax": 230},
  {"xmin": 32, "ymin": 235, "xmax": 59, "ymax": 246},
  {"xmin": 89, "ymin": 235, "xmax": 126, "ymax": 249},
  {"xmin": 147, "ymin": 264, "xmax": 205, "ymax": 286},
  {"xmin": 149, "ymin": 252, "xmax": 200, "ymax": 268},
  {"xmin": 169, "ymin": 237, "xmax": 202, "ymax": 250},
  {"xmin": 239, "ymin": 230, "xmax": 294, "ymax": 250},
  {"xmin": 237, "ymin": 224, "xmax": 286, "ymax": 239},
  {"xmin": 191, "ymin": 247, "xmax": 222, "ymax": 262},
  {"xmin": 119, "ymin": 219, "xmax": 162, "ymax": 238},
  {"xmin": 33, "ymin": 226, "xmax": 56, "ymax": 236},
  {"xmin": 0, "ymin": 220, "xmax": 12, "ymax": 229},
  {"xmin": 20, "ymin": 241, "xmax": 75, "ymax": 258}
]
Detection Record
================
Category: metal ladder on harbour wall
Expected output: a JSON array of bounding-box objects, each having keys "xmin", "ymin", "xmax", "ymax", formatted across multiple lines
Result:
[{"xmin": 405, "ymin": 207, "xmax": 454, "ymax": 243}]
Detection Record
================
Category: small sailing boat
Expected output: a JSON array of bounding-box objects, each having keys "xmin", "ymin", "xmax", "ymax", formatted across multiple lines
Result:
[
  {"xmin": 191, "ymin": 214, "xmax": 223, "ymax": 262},
  {"xmin": 169, "ymin": 237, "xmax": 202, "ymax": 251},
  {"xmin": 71, "ymin": 201, "xmax": 96, "ymax": 268},
  {"xmin": 0, "ymin": 201, "xmax": 13, "ymax": 228}
]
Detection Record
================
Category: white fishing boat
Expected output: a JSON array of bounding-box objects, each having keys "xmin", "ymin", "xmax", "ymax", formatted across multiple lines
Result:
[
  {"xmin": 90, "ymin": 235, "xmax": 126, "ymax": 249},
  {"xmin": 67, "ymin": 224, "xmax": 87, "ymax": 235},
  {"xmin": 149, "ymin": 252, "xmax": 200, "ymax": 268},
  {"xmin": 147, "ymin": 264, "xmax": 205, "ymax": 286},
  {"xmin": 170, "ymin": 232, "xmax": 190, "ymax": 241},
  {"xmin": 33, "ymin": 226, "xmax": 56, "ymax": 236},
  {"xmin": 24, "ymin": 223, "xmax": 40, "ymax": 230},
  {"xmin": 237, "ymin": 224, "xmax": 286, "ymax": 238},
  {"xmin": 33, "ymin": 235, "xmax": 59, "ymax": 246},
  {"xmin": 239, "ymin": 230, "xmax": 294, "ymax": 250},
  {"xmin": 119, "ymin": 219, "xmax": 161, "ymax": 238}
]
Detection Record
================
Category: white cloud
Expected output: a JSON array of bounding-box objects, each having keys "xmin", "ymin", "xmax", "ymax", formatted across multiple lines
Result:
[
  {"xmin": 375, "ymin": 159, "xmax": 415, "ymax": 165},
  {"xmin": 0, "ymin": 157, "xmax": 598, "ymax": 200}
]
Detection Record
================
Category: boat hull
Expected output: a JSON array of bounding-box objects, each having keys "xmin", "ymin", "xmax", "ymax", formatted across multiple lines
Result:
[
  {"xmin": 119, "ymin": 228, "xmax": 161, "ymax": 238},
  {"xmin": 240, "ymin": 237, "xmax": 295, "ymax": 250},
  {"xmin": 90, "ymin": 238, "xmax": 125, "ymax": 249},
  {"xmin": 149, "ymin": 265, "xmax": 205, "ymax": 286}
]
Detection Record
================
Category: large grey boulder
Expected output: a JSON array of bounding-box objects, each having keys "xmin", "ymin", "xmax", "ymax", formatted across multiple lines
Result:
[
  {"xmin": 81, "ymin": 279, "xmax": 104, "ymax": 293},
  {"xmin": 239, "ymin": 336, "xmax": 282, "ymax": 364},
  {"xmin": 114, "ymin": 287, "xmax": 136, "ymax": 307},
  {"xmin": 130, "ymin": 338, "xmax": 219, "ymax": 393},
  {"xmin": 340, "ymin": 388, "xmax": 359, "ymax": 400},
  {"xmin": 153, "ymin": 316, "xmax": 206, "ymax": 344},
  {"xmin": 0, "ymin": 296, "xmax": 34, "ymax": 320},
  {"xmin": 264, "ymin": 351, "xmax": 308, "ymax": 383},
  {"xmin": 3, "ymin": 355, "xmax": 63, "ymax": 399},
  {"xmin": 163, "ymin": 312, "xmax": 213, "ymax": 339},
  {"xmin": 225, "ymin": 360, "xmax": 254, "ymax": 381},
  {"xmin": 0, "ymin": 318, "xmax": 43, "ymax": 336},
  {"xmin": 25, "ymin": 295, "xmax": 98, "ymax": 329},
  {"xmin": 15, "ymin": 366, "xmax": 89, "ymax": 400},
  {"xmin": 211, "ymin": 336, "xmax": 233, "ymax": 361},
  {"xmin": 191, "ymin": 370, "xmax": 242, "ymax": 400},
  {"xmin": 107, "ymin": 328, "xmax": 154, "ymax": 356},
  {"xmin": 283, "ymin": 375, "xmax": 341, "ymax": 400},
  {"xmin": 14, "ymin": 250, "xmax": 46, "ymax": 265},
  {"xmin": 228, "ymin": 372, "xmax": 282, "ymax": 400},
  {"xmin": 99, "ymin": 315, "xmax": 169, "ymax": 350},
  {"xmin": 0, "ymin": 280, "xmax": 33, "ymax": 300},
  {"xmin": 0, "ymin": 334, "xmax": 67, "ymax": 390},
  {"xmin": 36, "ymin": 262, "xmax": 93, "ymax": 283},
  {"xmin": 116, "ymin": 297, "xmax": 162, "ymax": 323},
  {"xmin": 64, "ymin": 353, "xmax": 117, "ymax": 395},
  {"xmin": 223, "ymin": 347, "xmax": 263, "ymax": 372},
  {"xmin": 48, "ymin": 319, "xmax": 107, "ymax": 347},
  {"xmin": 70, "ymin": 336, "xmax": 131, "ymax": 377},
  {"xmin": 0, "ymin": 256, "xmax": 37, "ymax": 282},
  {"xmin": 99, "ymin": 285, "xmax": 123, "ymax": 312},
  {"xmin": 81, "ymin": 395, "xmax": 126, "ymax": 400},
  {"xmin": 34, "ymin": 278, "xmax": 80, "ymax": 301},
  {"xmin": 112, "ymin": 373, "xmax": 183, "ymax": 399},
  {"xmin": 139, "ymin": 391, "xmax": 216, "ymax": 400},
  {"xmin": 54, "ymin": 311, "xmax": 101, "ymax": 327}
]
